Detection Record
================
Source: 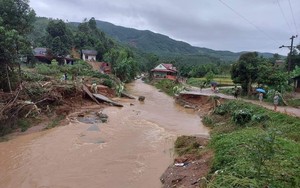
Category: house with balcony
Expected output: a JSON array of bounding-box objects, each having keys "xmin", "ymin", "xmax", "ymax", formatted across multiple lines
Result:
[{"xmin": 151, "ymin": 63, "xmax": 177, "ymax": 80}]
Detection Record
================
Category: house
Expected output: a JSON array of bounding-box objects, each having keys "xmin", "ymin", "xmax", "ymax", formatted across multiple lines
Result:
[
  {"xmin": 274, "ymin": 60, "xmax": 285, "ymax": 68},
  {"xmin": 64, "ymin": 55, "xmax": 75, "ymax": 65},
  {"xmin": 33, "ymin": 47, "xmax": 53, "ymax": 64},
  {"xmin": 82, "ymin": 50, "xmax": 97, "ymax": 61},
  {"xmin": 292, "ymin": 75, "xmax": 300, "ymax": 92},
  {"xmin": 151, "ymin": 63, "xmax": 177, "ymax": 80}
]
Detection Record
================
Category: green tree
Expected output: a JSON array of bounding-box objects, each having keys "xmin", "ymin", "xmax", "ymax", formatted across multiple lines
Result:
[
  {"xmin": 45, "ymin": 19, "xmax": 73, "ymax": 63},
  {"xmin": 231, "ymin": 52, "xmax": 260, "ymax": 95},
  {"xmin": 0, "ymin": 0, "xmax": 35, "ymax": 91},
  {"xmin": 74, "ymin": 17, "xmax": 114, "ymax": 61},
  {"xmin": 257, "ymin": 61, "xmax": 289, "ymax": 92}
]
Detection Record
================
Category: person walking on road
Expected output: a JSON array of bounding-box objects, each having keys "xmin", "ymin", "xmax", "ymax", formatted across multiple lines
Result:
[
  {"xmin": 273, "ymin": 92, "xmax": 280, "ymax": 111},
  {"xmin": 259, "ymin": 92, "xmax": 263, "ymax": 103}
]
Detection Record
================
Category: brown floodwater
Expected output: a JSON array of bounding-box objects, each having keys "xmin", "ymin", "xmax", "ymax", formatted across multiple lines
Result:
[{"xmin": 0, "ymin": 79, "xmax": 209, "ymax": 188}]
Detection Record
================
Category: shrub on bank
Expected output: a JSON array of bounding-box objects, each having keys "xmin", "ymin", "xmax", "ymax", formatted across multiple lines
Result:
[
  {"xmin": 153, "ymin": 79, "xmax": 180, "ymax": 96},
  {"xmin": 203, "ymin": 100, "xmax": 300, "ymax": 187}
]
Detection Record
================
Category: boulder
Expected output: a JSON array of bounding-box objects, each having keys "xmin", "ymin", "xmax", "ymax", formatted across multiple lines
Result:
[{"xmin": 138, "ymin": 96, "xmax": 145, "ymax": 101}]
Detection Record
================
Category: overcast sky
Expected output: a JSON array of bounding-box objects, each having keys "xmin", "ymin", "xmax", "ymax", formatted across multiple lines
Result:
[{"xmin": 29, "ymin": 0, "xmax": 300, "ymax": 55}]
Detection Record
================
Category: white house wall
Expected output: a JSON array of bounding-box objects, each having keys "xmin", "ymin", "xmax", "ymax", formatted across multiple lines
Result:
[{"xmin": 154, "ymin": 64, "xmax": 167, "ymax": 70}]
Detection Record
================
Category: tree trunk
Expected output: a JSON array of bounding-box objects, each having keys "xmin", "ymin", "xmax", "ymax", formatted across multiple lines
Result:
[
  {"xmin": 247, "ymin": 78, "xmax": 252, "ymax": 96},
  {"xmin": 6, "ymin": 63, "xmax": 12, "ymax": 93}
]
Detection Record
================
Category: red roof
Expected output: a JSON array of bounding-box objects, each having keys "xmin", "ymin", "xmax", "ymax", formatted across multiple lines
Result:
[{"xmin": 151, "ymin": 63, "xmax": 177, "ymax": 73}]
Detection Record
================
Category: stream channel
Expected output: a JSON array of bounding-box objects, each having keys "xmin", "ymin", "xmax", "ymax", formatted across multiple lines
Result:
[{"xmin": 0, "ymin": 79, "xmax": 209, "ymax": 188}]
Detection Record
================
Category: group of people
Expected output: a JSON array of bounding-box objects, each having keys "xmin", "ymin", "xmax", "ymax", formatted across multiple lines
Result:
[{"xmin": 258, "ymin": 91, "xmax": 280, "ymax": 111}]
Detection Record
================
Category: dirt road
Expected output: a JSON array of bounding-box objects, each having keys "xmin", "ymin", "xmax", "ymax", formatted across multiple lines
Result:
[{"xmin": 181, "ymin": 87, "xmax": 300, "ymax": 118}]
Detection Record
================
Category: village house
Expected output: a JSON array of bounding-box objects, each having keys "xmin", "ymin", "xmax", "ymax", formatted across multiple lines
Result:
[
  {"xmin": 151, "ymin": 63, "xmax": 177, "ymax": 80},
  {"xmin": 33, "ymin": 47, "xmax": 53, "ymax": 64},
  {"xmin": 33, "ymin": 47, "xmax": 75, "ymax": 65},
  {"xmin": 82, "ymin": 50, "xmax": 97, "ymax": 61}
]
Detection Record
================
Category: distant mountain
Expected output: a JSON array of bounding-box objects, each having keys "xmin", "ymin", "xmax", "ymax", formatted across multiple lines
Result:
[
  {"xmin": 95, "ymin": 20, "xmax": 275, "ymax": 62},
  {"xmin": 31, "ymin": 17, "xmax": 276, "ymax": 63}
]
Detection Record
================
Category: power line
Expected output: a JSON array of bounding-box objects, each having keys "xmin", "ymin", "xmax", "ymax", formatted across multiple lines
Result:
[
  {"xmin": 218, "ymin": 0, "xmax": 281, "ymax": 46},
  {"xmin": 288, "ymin": 0, "xmax": 299, "ymax": 35},
  {"xmin": 276, "ymin": 0, "xmax": 293, "ymax": 35}
]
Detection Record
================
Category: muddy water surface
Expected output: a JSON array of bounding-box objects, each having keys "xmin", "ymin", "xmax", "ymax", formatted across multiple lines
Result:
[{"xmin": 0, "ymin": 79, "xmax": 209, "ymax": 188}]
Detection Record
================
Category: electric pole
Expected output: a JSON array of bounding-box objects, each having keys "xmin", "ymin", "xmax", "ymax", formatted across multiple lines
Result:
[{"xmin": 279, "ymin": 35, "xmax": 298, "ymax": 74}]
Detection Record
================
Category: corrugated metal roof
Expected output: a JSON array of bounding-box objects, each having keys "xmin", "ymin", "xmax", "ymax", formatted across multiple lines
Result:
[{"xmin": 82, "ymin": 50, "xmax": 97, "ymax": 55}]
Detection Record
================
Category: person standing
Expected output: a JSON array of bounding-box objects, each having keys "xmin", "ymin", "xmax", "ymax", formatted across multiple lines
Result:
[
  {"xmin": 259, "ymin": 92, "xmax": 263, "ymax": 103},
  {"xmin": 273, "ymin": 92, "xmax": 279, "ymax": 111}
]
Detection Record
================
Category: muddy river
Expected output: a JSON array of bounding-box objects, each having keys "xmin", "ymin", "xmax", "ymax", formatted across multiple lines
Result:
[{"xmin": 0, "ymin": 79, "xmax": 209, "ymax": 188}]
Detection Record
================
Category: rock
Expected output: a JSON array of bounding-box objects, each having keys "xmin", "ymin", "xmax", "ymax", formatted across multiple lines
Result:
[
  {"xmin": 96, "ymin": 111, "xmax": 108, "ymax": 123},
  {"xmin": 77, "ymin": 113, "xmax": 85, "ymax": 117},
  {"xmin": 138, "ymin": 96, "xmax": 145, "ymax": 101},
  {"xmin": 130, "ymin": 103, "xmax": 134, "ymax": 106}
]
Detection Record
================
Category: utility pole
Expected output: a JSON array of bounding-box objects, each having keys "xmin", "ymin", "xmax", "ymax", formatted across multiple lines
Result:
[{"xmin": 279, "ymin": 35, "xmax": 298, "ymax": 74}]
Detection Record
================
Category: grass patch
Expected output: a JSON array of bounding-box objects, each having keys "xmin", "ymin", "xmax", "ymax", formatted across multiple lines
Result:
[
  {"xmin": 45, "ymin": 115, "xmax": 65, "ymax": 129},
  {"xmin": 175, "ymin": 136, "xmax": 202, "ymax": 156},
  {"xmin": 17, "ymin": 119, "xmax": 31, "ymax": 132},
  {"xmin": 203, "ymin": 100, "xmax": 300, "ymax": 187},
  {"xmin": 0, "ymin": 136, "xmax": 9, "ymax": 142},
  {"xmin": 287, "ymin": 98, "xmax": 300, "ymax": 108},
  {"xmin": 187, "ymin": 76, "xmax": 234, "ymax": 87}
]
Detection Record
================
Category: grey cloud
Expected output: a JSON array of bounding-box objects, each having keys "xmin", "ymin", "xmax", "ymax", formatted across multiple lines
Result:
[{"xmin": 29, "ymin": 0, "xmax": 300, "ymax": 55}]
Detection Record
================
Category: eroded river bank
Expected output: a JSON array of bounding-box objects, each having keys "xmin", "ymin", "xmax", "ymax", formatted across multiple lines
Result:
[{"xmin": 0, "ymin": 79, "xmax": 209, "ymax": 188}]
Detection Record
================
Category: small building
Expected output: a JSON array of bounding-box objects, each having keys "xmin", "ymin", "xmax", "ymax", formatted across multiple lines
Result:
[
  {"xmin": 33, "ymin": 47, "xmax": 53, "ymax": 64},
  {"xmin": 292, "ymin": 75, "xmax": 300, "ymax": 92},
  {"xmin": 82, "ymin": 50, "xmax": 97, "ymax": 61},
  {"xmin": 64, "ymin": 55, "xmax": 75, "ymax": 65},
  {"xmin": 274, "ymin": 60, "xmax": 285, "ymax": 68},
  {"xmin": 151, "ymin": 63, "xmax": 177, "ymax": 80}
]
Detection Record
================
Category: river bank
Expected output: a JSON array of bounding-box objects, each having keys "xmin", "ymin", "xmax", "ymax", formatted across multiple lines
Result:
[{"xmin": 165, "ymin": 94, "xmax": 300, "ymax": 187}]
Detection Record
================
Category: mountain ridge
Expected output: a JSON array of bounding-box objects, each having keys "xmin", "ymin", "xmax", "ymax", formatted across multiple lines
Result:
[{"xmin": 94, "ymin": 20, "xmax": 274, "ymax": 62}]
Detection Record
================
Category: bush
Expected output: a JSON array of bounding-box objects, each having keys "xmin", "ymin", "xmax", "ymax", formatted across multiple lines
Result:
[
  {"xmin": 102, "ymin": 79, "xmax": 114, "ymax": 88},
  {"xmin": 232, "ymin": 109, "xmax": 252, "ymax": 125},
  {"xmin": 214, "ymin": 104, "xmax": 228, "ymax": 115},
  {"xmin": 17, "ymin": 119, "xmax": 30, "ymax": 132},
  {"xmin": 35, "ymin": 63, "xmax": 60, "ymax": 75},
  {"xmin": 251, "ymin": 114, "xmax": 270, "ymax": 123}
]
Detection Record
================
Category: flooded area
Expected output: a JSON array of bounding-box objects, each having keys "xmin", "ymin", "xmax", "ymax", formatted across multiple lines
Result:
[{"xmin": 0, "ymin": 79, "xmax": 209, "ymax": 188}]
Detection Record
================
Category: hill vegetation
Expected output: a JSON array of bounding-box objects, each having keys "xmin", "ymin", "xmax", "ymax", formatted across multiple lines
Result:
[{"xmin": 95, "ymin": 20, "xmax": 275, "ymax": 62}]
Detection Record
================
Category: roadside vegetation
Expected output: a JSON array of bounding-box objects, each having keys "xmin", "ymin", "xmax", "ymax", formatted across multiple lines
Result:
[
  {"xmin": 152, "ymin": 79, "xmax": 183, "ymax": 96},
  {"xmin": 202, "ymin": 100, "xmax": 300, "ymax": 187}
]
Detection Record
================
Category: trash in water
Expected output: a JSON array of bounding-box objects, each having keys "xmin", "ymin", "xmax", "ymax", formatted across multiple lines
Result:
[{"xmin": 174, "ymin": 162, "xmax": 189, "ymax": 167}]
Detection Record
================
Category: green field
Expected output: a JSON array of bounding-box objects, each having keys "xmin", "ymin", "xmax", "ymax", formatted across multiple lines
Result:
[{"xmin": 187, "ymin": 76, "xmax": 234, "ymax": 87}]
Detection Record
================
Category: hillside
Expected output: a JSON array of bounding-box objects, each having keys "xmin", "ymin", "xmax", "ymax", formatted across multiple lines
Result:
[
  {"xmin": 95, "ymin": 20, "xmax": 274, "ymax": 62},
  {"xmin": 30, "ymin": 17, "xmax": 275, "ymax": 64}
]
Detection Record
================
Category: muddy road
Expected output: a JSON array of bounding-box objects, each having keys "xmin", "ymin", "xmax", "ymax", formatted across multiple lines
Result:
[{"xmin": 0, "ymin": 79, "xmax": 209, "ymax": 188}]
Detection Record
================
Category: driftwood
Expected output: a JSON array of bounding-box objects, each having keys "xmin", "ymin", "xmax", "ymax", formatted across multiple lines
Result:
[
  {"xmin": 120, "ymin": 91, "xmax": 135, "ymax": 99},
  {"xmin": 93, "ymin": 93, "xmax": 123, "ymax": 107},
  {"xmin": 82, "ymin": 84, "xmax": 100, "ymax": 105}
]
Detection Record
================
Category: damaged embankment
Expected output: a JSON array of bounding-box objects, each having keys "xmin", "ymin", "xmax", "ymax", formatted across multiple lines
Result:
[
  {"xmin": 162, "ymin": 92, "xmax": 300, "ymax": 188},
  {"xmin": 0, "ymin": 80, "xmax": 116, "ymax": 137}
]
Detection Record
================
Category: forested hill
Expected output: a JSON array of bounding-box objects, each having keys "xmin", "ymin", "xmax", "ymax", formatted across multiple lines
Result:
[{"xmin": 95, "ymin": 20, "xmax": 274, "ymax": 62}]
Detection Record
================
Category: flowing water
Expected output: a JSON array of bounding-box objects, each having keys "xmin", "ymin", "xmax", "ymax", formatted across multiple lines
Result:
[{"xmin": 0, "ymin": 79, "xmax": 209, "ymax": 188}]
